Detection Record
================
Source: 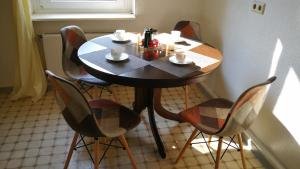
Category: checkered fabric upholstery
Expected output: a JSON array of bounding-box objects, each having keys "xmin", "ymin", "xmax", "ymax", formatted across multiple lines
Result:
[
  {"xmin": 218, "ymin": 80, "xmax": 273, "ymax": 136},
  {"xmin": 179, "ymin": 77, "xmax": 276, "ymax": 136},
  {"xmin": 174, "ymin": 20, "xmax": 201, "ymax": 41},
  {"xmin": 179, "ymin": 98, "xmax": 233, "ymax": 134},
  {"xmin": 46, "ymin": 70, "xmax": 140, "ymax": 138},
  {"xmin": 60, "ymin": 25, "xmax": 87, "ymax": 79},
  {"xmin": 90, "ymin": 99, "xmax": 141, "ymax": 137},
  {"xmin": 60, "ymin": 25, "xmax": 110, "ymax": 86}
]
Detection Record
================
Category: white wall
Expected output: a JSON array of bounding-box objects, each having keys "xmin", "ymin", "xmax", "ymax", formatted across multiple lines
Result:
[
  {"xmin": 0, "ymin": 0, "xmax": 17, "ymax": 87},
  {"xmin": 200, "ymin": 0, "xmax": 300, "ymax": 168}
]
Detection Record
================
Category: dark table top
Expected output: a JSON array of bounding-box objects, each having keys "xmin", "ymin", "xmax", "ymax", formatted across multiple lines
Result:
[{"xmin": 78, "ymin": 33, "xmax": 223, "ymax": 88}]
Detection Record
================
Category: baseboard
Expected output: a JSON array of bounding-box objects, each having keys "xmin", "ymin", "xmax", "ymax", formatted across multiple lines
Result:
[{"xmin": 198, "ymin": 81, "xmax": 286, "ymax": 169}]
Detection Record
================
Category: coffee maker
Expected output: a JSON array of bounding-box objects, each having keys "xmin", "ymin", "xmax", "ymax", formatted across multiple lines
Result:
[{"xmin": 143, "ymin": 28, "xmax": 158, "ymax": 48}]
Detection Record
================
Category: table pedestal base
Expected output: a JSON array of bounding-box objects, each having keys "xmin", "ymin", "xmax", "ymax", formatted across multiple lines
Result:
[{"xmin": 134, "ymin": 87, "xmax": 166, "ymax": 158}]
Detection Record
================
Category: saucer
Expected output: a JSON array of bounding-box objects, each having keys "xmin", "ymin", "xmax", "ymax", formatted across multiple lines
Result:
[
  {"xmin": 105, "ymin": 53, "xmax": 129, "ymax": 62},
  {"xmin": 111, "ymin": 36, "xmax": 131, "ymax": 43},
  {"xmin": 169, "ymin": 56, "xmax": 193, "ymax": 65}
]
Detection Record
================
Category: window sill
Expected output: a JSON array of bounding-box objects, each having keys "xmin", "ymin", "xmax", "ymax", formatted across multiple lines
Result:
[{"xmin": 32, "ymin": 13, "xmax": 136, "ymax": 21}]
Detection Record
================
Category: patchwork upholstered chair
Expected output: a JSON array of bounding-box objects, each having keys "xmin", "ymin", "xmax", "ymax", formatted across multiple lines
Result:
[
  {"xmin": 46, "ymin": 70, "xmax": 140, "ymax": 169},
  {"xmin": 174, "ymin": 20, "xmax": 201, "ymax": 41},
  {"xmin": 175, "ymin": 77, "xmax": 276, "ymax": 169},
  {"xmin": 60, "ymin": 25, "xmax": 112, "ymax": 98},
  {"xmin": 174, "ymin": 20, "xmax": 202, "ymax": 109}
]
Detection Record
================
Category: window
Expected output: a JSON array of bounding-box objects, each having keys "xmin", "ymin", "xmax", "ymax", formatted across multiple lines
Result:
[{"xmin": 31, "ymin": 0, "xmax": 135, "ymax": 14}]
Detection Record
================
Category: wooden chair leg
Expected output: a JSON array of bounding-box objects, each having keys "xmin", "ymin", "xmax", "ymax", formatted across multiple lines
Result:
[
  {"xmin": 94, "ymin": 138, "xmax": 100, "ymax": 169},
  {"xmin": 109, "ymin": 86, "xmax": 119, "ymax": 103},
  {"xmin": 192, "ymin": 131, "xmax": 200, "ymax": 140},
  {"xmin": 237, "ymin": 134, "xmax": 247, "ymax": 169},
  {"xmin": 207, "ymin": 135, "xmax": 212, "ymax": 148},
  {"xmin": 215, "ymin": 136, "xmax": 223, "ymax": 169},
  {"xmin": 184, "ymin": 85, "xmax": 189, "ymax": 111},
  {"xmin": 175, "ymin": 128, "xmax": 198, "ymax": 163},
  {"xmin": 64, "ymin": 132, "xmax": 79, "ymax": 169},
  {"xmin": 118, "ymin": 135, "xmax": 138, "ymax": 169},
  {"xmin": 98, "ymin": 87, "xmax": 105, "ymax": 98},
  {"xmin": 99, "ymin": 85, "xmax": 118, "ymax": 102}
]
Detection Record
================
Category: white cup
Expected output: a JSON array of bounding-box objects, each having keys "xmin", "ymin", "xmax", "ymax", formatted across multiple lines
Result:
[
  {"xmin": 114, "ymin": 30, "xmax": 126, "ymax": 41},
  {"xmin": 171, "ymin": 30, "xmax": 181, "ymax": 42},
  {"xmin": 111, "ymin": 47, "xmax": 124, "ymax": 60},
  {"xmin": 175, "ymin": 51, "xmax": 186, "ymax": 63}
]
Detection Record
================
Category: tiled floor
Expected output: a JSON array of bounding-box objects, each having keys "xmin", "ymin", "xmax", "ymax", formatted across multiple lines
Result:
[{"xmin": 0, "ymin": 84, "xmax": 266, "ymax": 169}]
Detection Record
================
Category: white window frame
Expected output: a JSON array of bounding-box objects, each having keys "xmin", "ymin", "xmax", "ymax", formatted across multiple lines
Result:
[{"xmin": 31, "ymin": 0, "xmax": 135, "ymax": 14}]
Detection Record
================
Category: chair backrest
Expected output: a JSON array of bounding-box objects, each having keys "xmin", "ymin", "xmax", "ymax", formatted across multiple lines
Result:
[
  {"xmin": 217, "ymin": 76, "xmax": 276, "ymax": 136},
  {"xmin": 60, "ymin": 25, "xmax": 87, "ymax": 79},
  {"xmin": 46, "ymin": 70, "xmax": 102, "ymax": 137},
  {"xmin": 174, "ymin": 20, "xmax": 201, "ymax": 41}
]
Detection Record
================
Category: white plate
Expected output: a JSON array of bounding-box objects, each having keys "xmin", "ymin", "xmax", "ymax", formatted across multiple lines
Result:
[
  {"xmin": 105, "ymin": 53, "xmax": 129, "ymax": 62},
  {"xmin": 111, "ymin": 36, "xmax": 131, "ymax": 43},
  {"xmin": 169, "ymin": 56, "xmax": 193, "ymax": 65}
]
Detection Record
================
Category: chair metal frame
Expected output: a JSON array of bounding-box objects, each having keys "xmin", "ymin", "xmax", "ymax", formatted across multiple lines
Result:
[{"xmin": 70, "ymin": 134, "xmax": 126, "ymax": 165}]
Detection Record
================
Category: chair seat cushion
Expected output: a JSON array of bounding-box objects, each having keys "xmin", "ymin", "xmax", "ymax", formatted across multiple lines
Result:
[
  {"xmin": 179, "ymin": 98, "xmax": 233, "ymax": 134},
  {"xmin": 89, "ymin": 99, "xmax": 141, "ymax": 138}
]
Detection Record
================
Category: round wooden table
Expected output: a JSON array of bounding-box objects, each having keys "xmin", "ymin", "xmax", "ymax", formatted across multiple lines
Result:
[{"xmin": 78, "ymin": 33, "xmax": 223, "ymax": 158}]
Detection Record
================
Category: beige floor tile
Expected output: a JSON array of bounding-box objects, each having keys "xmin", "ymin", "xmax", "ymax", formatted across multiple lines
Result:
[{"xmin": 6, "ymin": 159, "xmax": 23, "ymax": 169}]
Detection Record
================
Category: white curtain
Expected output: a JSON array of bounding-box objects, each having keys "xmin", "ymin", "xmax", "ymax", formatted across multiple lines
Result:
[{"xmin": 11, "ymin": 0, "xmax": 47, "ymax": 101}]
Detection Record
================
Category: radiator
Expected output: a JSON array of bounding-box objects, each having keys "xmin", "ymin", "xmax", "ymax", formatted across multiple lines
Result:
[{"xmin": 42, "ymin": 33, "xmax": 108, "ymax": 77}]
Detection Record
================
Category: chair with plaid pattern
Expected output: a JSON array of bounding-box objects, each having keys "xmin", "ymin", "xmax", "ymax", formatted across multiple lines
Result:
[
  {"xmin": 173, "ymin": 20, "xmax": 203, "ymax": 112},
  {"xmin": 60, "ymin": 25, "xmax": 113, "ymax": 98},
  {"xmin": 46, "ymin": 70, "xmax": 140, "ymax": 169},
  {"xmin": 175, "ymin": 76, "xmax": 276, "ymax": 169},
  {"xmin": 174, "ymin": 20, "xmax": 201, "ymax": 41}
]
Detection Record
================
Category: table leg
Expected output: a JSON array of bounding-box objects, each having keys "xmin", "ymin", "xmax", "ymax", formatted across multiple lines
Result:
[
  {"xmin": 133, "ymin": 87, "xmax": 147, "ymax": 113},
  {"xmin": 147, "ymin": 88, "xmax": 166, "ymax": 158},
  {"xmin": 133, "ymin": 87, "xmax": 166, "ymax": 158}
]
